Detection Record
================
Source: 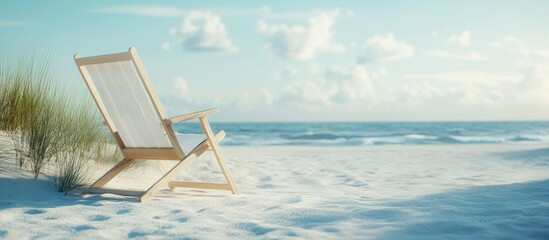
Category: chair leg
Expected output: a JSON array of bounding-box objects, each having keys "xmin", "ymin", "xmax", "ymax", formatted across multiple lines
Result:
[
  {"xmin": 199, "ymin": 117, "xmax": 240, "ymax": 194},
  {"xmin": 139, "ymin": 147, "xmax": 209, "ymax": 202},
  {"xmin": 84, "ymin": 158, "xmax": 134, "ymax": 194},
  {"xmin": 88, "ymin": 129, "xmax": 237, "ymax": 202}
]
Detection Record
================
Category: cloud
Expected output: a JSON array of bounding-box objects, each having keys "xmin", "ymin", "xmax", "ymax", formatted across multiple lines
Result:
[
  {"xmin": 262, "ymin": 89, "xmax": 277, "ymax": 106},
  {"xmin": 449, "ymin": 30, "xmax": 471, "ymax": 47},
  {"xmin": 424, "ymin": 50, "xmax": 488, "ymax": 61},
  {"xmin": 405, "ymin": 71, "xmax": 521, "ymax": 86},
  {"xmin": 232, "ymin": 89, "xmax": 279, "ymax": 110},
  {"xmin": 275, "ymin": 66, "xmax": 298, "ymax": 80},
  {"xmin": 189, "ymin": 6, "xmax": 302, "ymax": 20},
  {"xmin": 160, "ymin": 78, "xmax": 201, "ymax": 116},
  {"xmin": 371, "ymin": 68, "xmax": 388, "ymax": 78},
  {"xmin": 234, "ymin": 93, "xmax": 257, "ymax": 110},
  {"xmin": 169, "ymin": 28, "xmax": 177, "ymax": 35},
  {"xmin": 173, "ymin": 11, "xmax": 237, "ymax": 52},
  {"xmin": 513, "ymin": 64, "xmax": 549, "ymax": 102},
  {"xmin": 173, "ymin": 78, "xmax": 190, "ymax": 100},
  {"xmin": 326, "ymin": 65, "xmax": 375, "ymax": 103},
  {"xmin": 520, "ymin": 63, "xmax": 549, "ymax": 89},
  {"xmin": 489, "ymin": 35, "xmax": 549, "ymax": 59},
  {"xmin": 488, "ymin": 35, "xmax": 521, "ymax": 49},
  {"xmin": 389, "ymin": 82, "xmax": 446, "ymax": 104},
  {"xmin": 284, "ymin": 80, "xmax": 335, "ymax": 106},
  {"xmin": 92, "ymin": 6, "xmax": 185, "ymax": 17},
  {"xmin": 458, "ymin": 85, "xmax": 504, "ymax": 106},
  {"xmin": 389, "ymin": 80, "xmax": 505, "ymax": 107},
  {"xmin": 358, "ymin": 32, "xmax": 414, "ymax": 63},
  {"xmin": 401, "ymin": 71, "xmax": 518, "ymax": 107},
  {"xmin": 281, "ymin": 64, "xmax": 375, "ymax": 107},
  {"xmin": 258, "ymin": 10, "xmax": 345, "ymax": 60},
  {"xmin": 486, "ymin": 36, "xmax": 549, "ymax": 104},
  {"xmin": 92, "ymin": 5, "xmax": 309, "ymax": 20},
  {"xmin": 344, "ymin": 9, "xmax": 354, "ymax": 17},
  {"xmin": 161, "ymin": 42, "xmax": 171, "ymax": 51}
]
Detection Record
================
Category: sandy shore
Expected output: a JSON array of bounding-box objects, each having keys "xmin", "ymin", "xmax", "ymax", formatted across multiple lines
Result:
[{"xmin": 1, "ymin": 134, "xmax": 549, "ymax": 239}]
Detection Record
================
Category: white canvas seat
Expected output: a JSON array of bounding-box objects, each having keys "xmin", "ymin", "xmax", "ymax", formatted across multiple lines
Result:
[
  {"xmin": 177, "ymin": 134, "xmax": 207, "ymax": 155},
  {"xmin": 74, "ymin": 47, "xmax": 239, "ymax": 202}
]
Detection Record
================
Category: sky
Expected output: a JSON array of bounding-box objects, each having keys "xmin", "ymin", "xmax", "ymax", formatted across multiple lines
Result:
[{"xmin": 1, "ymin": 1, "xmax": 549, "ymax": 122}]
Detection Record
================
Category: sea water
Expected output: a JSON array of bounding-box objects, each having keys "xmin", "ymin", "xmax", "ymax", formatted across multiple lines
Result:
[{"xmin": 172, "ymin": 122, "xmax": 549, "ymax": 146}]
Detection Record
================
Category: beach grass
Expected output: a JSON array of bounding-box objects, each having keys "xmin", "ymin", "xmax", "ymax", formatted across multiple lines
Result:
[
  {"xmin": 0, "ymin": 52, "xmax": 58, "ymax": 173},
  {"xmin": 53, "ymin": 148, "xmax": 89, "ymax": 196},
  {"xmin": 0, "ymin": 50, "xmax": 118, "ymax": 193}
]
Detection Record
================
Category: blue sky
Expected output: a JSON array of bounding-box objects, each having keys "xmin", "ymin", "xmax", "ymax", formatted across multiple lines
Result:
[{"xmin": 1, "ymin": 1, "xmax": 549, "ymax": 122}]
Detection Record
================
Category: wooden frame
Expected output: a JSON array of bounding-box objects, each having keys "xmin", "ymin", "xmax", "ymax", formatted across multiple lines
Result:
[{"xmin": 74, "ymin": 47, "xmax": 239, "ymax": 202}]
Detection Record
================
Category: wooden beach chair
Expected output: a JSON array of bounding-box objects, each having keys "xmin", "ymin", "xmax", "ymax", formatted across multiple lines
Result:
[{"xmin": 74, "ymin": 47, "xmax": 239, "ymax": 202}]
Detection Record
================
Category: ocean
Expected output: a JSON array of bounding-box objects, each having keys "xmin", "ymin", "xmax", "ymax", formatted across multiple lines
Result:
[{"xmin": 172, "ymin": 121, "xmax": 549, "ymax": 146}]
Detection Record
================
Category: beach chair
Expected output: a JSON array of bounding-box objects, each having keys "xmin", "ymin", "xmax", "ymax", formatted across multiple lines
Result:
[{"xmin": 74, "ymin": 47, "xmax": 239, "ymax": 202}]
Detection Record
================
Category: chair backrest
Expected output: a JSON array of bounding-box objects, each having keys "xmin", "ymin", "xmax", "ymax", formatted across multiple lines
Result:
[{"xmin": 74, "ymin": 48, "xmax": 172, "ymax": 149}]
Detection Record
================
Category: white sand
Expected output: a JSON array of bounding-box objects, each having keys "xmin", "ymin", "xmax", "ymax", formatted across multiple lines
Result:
[{"xmin": 1, "ymin": 134, "xmax": 549, "ymax": 239}]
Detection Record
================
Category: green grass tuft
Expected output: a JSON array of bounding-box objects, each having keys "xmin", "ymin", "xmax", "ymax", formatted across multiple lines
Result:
[{"xmin": 1, "ymin": 49, "xmax": 120, "ymax": 194}]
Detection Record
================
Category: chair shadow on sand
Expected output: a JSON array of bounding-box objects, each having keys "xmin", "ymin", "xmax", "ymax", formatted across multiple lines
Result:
[{"xmin": 0, "ymin": 177, "xmax": 137, "ymax": 211}]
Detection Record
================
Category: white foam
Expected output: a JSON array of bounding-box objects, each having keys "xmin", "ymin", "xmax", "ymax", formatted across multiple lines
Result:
[{"xmin": 404, "ymin": 134, "xmax": 437, "ymax": 140}]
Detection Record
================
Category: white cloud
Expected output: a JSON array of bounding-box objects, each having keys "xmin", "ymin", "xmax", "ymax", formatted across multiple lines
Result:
[
  {"xmin": 345, "ymin": 9, "xmax": 354, "ymax": 17},
  {"xmin": 424, "ymin": 50, "xmax": 488, "ymax": 61},
  {"xmin": 173, "ymin": 78, "xmax": 190, "ymax": 100},
  {"xmin": 389, "ymin": 80, "xmax": 505, "ymax": 107},
  {"xmin": 449, "ymin": 30, "xmax": 471, "ymax": 47},
  {"xmin": 281, "ymin": 64, "xmax": 375, "ymax": 107},
  {"xmin": 488, "ymin": 35, "xmax": 522, "ymax": 49},
  {"xmin": 162, "ymin": 42, "xmax": 171, "ymax": 51},
  {"xmin": 358, "ymin": 32, "xmax": 414, "ymax": 63},
  {"xmin": 520, "ymin": 63, "xmax": 549, "ymax": 89},
  {"xmin": 231, "ymin": 88, "xmax": 280, "ymax": 110},
  {"xmin": 285, "ymin": 80, "xmax": 335, "ymax": 106},
  {"xmin": 389, "ymin": 82, "xmax": 446, "ymax": 104},
  {"xmin": 405, "ymin": 71, "xmax": 521, "ymax": 86},
  {"xmin": 249, "ymin": 7, "xmax": 313, "ymax": 20},
  {"xmin": 93, "ymin": 5, "xmax": 307, "ymax": 20},
  {"xmin": 513, "ymin": 64, "xmax": 549, "ymax": 103},
  {"xmin": 489, "ymin": 35, "xmax": 549, "ymax": 59},
  {"xmin": 401, "ymin": 71, "xmax": 519, "ymax": 107},
  {"xmin": 92, "ymin": 6, "xmax": 185, "ymax": 17},
  {"xmin": 160, "ymin": 78, "xmax": 200, "ymax": 115},
  {"xmin": 458, "ymin": 85, "xmax": 504, "ymax": 106},
  {"xmin": 275, "ymin": 66, "xmax": 298, "ymax": 80},
  {"xmin": 234, "ymin": 93, "xmax": 256, "ymax": 110},
  {"xmin": 486, "ymin": 36, "xmax": 549, "ymax": 105},
  {"xmin": 170, "ymin": 11, "xmax": 237, "ymax": 52},
  {"xmin": 432, "ymin": 31, "xmax": 439, "ymax": 38},
  {"xmin": 326, "ymin": 65, "xmax": 375, "ymax": 103},
  {"xmin": 371, "ymin": 67, "xmax": 388, "ymax": 78},
  {"xmin": 258, "ymin": 10, "xmax": 345, "ymax": 60},
  {"xmin": 170, "ymin": 28, "xmax": 178, "ymax": 36},
  {"xmin": 262, "ymin": 89, "xmax": 277, "ymax": 106}
]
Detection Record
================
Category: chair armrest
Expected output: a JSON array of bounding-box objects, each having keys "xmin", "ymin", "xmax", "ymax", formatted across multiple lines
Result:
[{"xmin": 163, "ymin": 108, "xmax": 219, "ymax": 125}]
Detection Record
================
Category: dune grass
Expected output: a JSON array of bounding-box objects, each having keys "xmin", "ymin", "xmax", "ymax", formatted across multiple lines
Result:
[
  {"xmin": 53, "ymin": 148, "xmax": 90, "ymax": 196},
  {"xmin": 0, "ymin": 52, "xmax": 59, "ymax": 174},
  {"xmin": 0, "ymin": 50, "xmax": 120, "ymax": 194}
]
